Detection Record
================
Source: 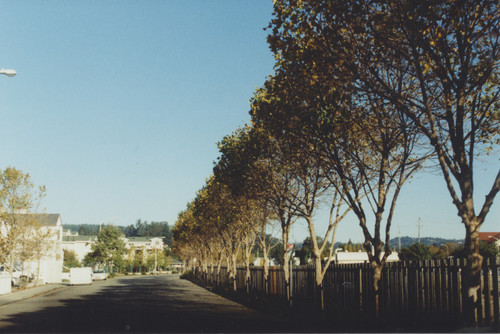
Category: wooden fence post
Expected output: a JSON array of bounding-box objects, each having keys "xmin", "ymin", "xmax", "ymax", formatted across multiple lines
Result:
[{"xmin": 491, "ymin": 259, "xmax": 499, "ymax": 328}]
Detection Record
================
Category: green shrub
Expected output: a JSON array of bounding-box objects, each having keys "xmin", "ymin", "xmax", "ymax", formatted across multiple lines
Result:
[{"xmin": 180, "ymin": 270, "xmax": 194, "ymax": 280}]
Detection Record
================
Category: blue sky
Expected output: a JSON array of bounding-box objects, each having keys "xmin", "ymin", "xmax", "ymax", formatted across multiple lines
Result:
[{"xmin": 1, "ymin": 1, "xmax": 498, "ymax": 244}]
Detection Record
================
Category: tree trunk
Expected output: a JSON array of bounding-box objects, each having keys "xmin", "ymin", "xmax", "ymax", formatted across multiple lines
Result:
[
  {"xmin": 314, "ymin": 256, "xmax": 325, "ymax": 311},
  {"xmin": 244, "ymin": 255, "xmax": 251, "ymax": 294},
  {"xmin": 231, "ymin": 253, "xmax": 237, "ymax": 292},
  {"xmin": 201, "ymin": 260, "xmax": 208, "ymax": 284},
  {"xmin": 216, "ymin": 257, "xmax": 222, "ymax": 286},
  {"xmin": 372, "ymin": 264, "xmax": 383, "ymax": 321},
  {"xmin": 9, "ymin": 255, "xmax": 14, "ymax": 279},
  {"xmin": 281, "ymin": 229, "xmax": 291, "ymax": 301},
  {"xmin": 463, "ymin": 220, "xmax": 483, "ymax": 323},
  {"xmin": 246, "ymin": 265, "xmax": 251, "ymax": 294},
  {"xmin": 263, "ymin": 257, "xmax": 269, "ymax": 295},
  {"xmin": 243, "ymin": 237, "xmax": 254, "ymax": 295},
  {"xmin": 36, "ymin": 256, "xmax": 41, "ymax": 286}
]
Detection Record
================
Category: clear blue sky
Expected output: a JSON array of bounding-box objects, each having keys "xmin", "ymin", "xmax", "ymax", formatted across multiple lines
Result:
[{"xmin": 1, "ymin": 1, "xmax": 498, "ymax": 244}]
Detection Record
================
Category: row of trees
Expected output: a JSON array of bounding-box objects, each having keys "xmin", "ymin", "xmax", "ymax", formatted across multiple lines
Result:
[
  {"xmin": 0, "ymin": 167, "xmax": 52, "ymax": 285},
  {"xmin": 174, "ymin": 0, "xmax": 499, "ymax": 318},
  {"xmin": 122, "ymin": 219, "xmax": 173, "ymax": 245}
]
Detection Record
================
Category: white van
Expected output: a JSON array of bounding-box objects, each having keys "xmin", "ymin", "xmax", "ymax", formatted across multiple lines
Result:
[{"xmin": 69, "ymin": 267, "xmax": 93, "ymax": 285}]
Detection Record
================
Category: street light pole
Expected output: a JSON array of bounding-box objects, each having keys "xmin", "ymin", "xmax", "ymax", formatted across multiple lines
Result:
[{"xmin": 0, "ymin": 68, "xmax": 16, "ymax": 77}]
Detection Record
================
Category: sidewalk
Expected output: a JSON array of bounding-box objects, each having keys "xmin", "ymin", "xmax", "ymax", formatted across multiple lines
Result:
[{"xmin": 0, "ymin": 283, "xmax": 67, "ymax": 306}]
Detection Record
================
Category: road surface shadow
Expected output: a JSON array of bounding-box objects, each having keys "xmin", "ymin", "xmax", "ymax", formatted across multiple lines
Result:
[{"xmin": 0, "ymin": 275, "xmax": 300, "ymax": 333}]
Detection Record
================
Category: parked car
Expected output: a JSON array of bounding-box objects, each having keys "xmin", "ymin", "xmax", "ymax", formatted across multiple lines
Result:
[
  {"xmin": 92, "ymin": 269, "xmax": 108, "ymax": 281},
  {"xmin": 0, "ymin": 265, "xmax": 24, "ymax": 286}
]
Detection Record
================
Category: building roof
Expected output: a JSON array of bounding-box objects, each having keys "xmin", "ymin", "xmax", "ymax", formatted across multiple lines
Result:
[
  {"xmin": 63, "ymin": 235, "xmax": 97, "ymax": 242},
  {"xmin": 126, "ymin": 237, "xmax": 164, "ymax": 245},
  {"xmin": 13, "ymin": 213, "xmax": 61, "ymax": 226},
  {"xmin": 126, "ymin": 237, "xmax": 152, "ymax": 242},
  {"xmin": 479, "ymin": 232, "xmax": 500, "ymax": 243}
]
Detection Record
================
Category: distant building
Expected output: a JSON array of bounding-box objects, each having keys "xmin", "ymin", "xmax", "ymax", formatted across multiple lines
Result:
[
  {"xmin": 62, "ymin": 235, "xmax": 97, "ymax": 262},
  {"xmin": 63, "ymin": 229, "xmax": 79, "ymax": 237},
  {"xmin": 333, "ymin": 250, "xmax": 399, "ymax": 264},
  {"xmin": 479, "ymin": 232, "xmax": 500, "ymax": 248},
  {"xmin": 252, "ymin": 257, "xmax": 281, "ymax": 266},
  {"xmin": 1, "ymin": 214, "xmax": 64, "ymax": 284},
  {"xmin": 62, "ymin": 234, "xmax": 166, "ymax": 262},
  {"xmin": 126, "ymin": 237, "xmax": 164, "ymax": 251},
  {"xmin": 126, "ymin": 237, "xmax": 164, "ymax": 260}
]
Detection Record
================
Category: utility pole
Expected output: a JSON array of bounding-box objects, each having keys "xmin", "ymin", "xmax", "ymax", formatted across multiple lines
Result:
[
  {"xmin": 417, "ymin": 218, "xmax": 422, "ymax": 244},
  {"xmin": 398, "ymin": 226, "xmax": 401, "ymax": 250}
]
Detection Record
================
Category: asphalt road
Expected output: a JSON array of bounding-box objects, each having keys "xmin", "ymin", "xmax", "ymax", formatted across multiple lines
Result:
[{"xmin": 0, "ymin": 274, "xmax": 290, "ymax": 333}]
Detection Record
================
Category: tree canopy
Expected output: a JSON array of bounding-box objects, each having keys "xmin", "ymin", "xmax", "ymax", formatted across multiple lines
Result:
[
  {"xmin": 84, "ymin": 224, "xmax": 127, "ymax": 269},
  {"xmin": 173, "ymin": 0, "xmax": 498, "ymax": 319}
]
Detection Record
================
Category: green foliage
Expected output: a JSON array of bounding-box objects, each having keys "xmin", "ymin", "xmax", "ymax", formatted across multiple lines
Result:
[
  {"xmin": 337, "ymin": 239, "xmax": 363, "ymax": 253},
  {"xmin": 180, "ymin": 270, "xmax": 194, "ymax": 280},
  {"xmin": 479, "ymin": 242, "xmax": 500, "ymax": 260},
  {"xmin": 63, "ymin": 249, "xmax": 80, "ymax": 269},
  {"xmin": 390, "ymin": 236, "xmax": 463, "ymax": 249},
  {"xmin": 428, "ymin": 245, "xmax": 447, "ymax": 260},
  {"xmin": 297, "ymin": 236, "xmax": 336, "ymax": 264},
  {"xmin": 64, "ymin": 220, "xmax": 173, "ymax": 245},
  {"xmin": 399, "ymin": 243, "xmax": 433, "ymax": 261},
  {"xmin": 123, "ymin": 219, "xmax": 173, "ymax": 245},
  {"xmin": 63, "ymin": 224, "xmax": 108, "ymax": 236},
  {"xmin": 398, "ymin": 243, "xmax": 468, "ymax": 261},
  {"xmin": 451, "ymin": 242, "xmax": 499, "ymax": 260},
  {"xmin": 85, "ymin": 224, "xmax": 127, "ymax": 267},
  {"xmin": 0, "ymin": 167, "xmax": 46, "ymax": 265},
  {"xmin": 253, "ymin": 234, "xmax": 281, "ymax": 256},
  {"xmin": 268, "ymin": 241, "xmax": 284, "ymax": 264}
]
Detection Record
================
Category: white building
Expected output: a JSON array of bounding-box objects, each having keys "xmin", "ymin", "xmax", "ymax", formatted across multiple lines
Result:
[
  {"xmin": 62, "ymin": 235, "xmax": 97, "ymax": 262},
  {"xmin": 62, "ymin": 234, "xmax": 165, "ymax": 262},
  {"xmin": 126, "ymin": 237, "xmax": 164, "ymax": 251},
  {"xmin": 334, "ymin": 250, "xmax": 399, "ymax": 264},
  {"xmin": 1, "ymin": 214, "xmax": 64, "ymax": 284}
]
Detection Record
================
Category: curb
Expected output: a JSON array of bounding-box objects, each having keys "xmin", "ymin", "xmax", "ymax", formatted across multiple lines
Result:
[{"xmin": 0, "ymin": 285, "xmax": 68, "ymax": 307}]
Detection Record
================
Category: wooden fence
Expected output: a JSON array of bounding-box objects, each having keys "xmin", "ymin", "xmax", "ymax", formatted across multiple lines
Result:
[{"xmin": 197, "ymin": 258, "xmax": 499, "ymax": 327}]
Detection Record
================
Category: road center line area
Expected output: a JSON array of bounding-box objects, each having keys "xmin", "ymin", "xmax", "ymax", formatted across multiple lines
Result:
[{"xmin": 0, "ymin": 274, "xmax": 294, "ymax": 333}]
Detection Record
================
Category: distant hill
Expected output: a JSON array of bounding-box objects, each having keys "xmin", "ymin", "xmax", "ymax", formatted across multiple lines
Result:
[
  {"xmin": 389, "ymin": 236, "xmax": 463, "ymax": 249},
  {"xmin": 296, "ymin": 236, "xmax": 463, "ymax": 250}
]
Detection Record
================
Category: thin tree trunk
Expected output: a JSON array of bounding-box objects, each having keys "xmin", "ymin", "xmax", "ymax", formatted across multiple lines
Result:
[
  {"xmin": 463, "ymin": 219, "xmax": 483, "ymax": 323},
  {"xmin": 216, "ymin": 256, "xmax": 223, "ymax": 286},
  {"xmin": 231, "ymin": 252, "xmax": 237, "ymax": 292},
  {"xmin": 282, "ymin": 228, "xmax": 291, "ymax": 301},
  {"xmin": 36, "ymin": 257, "xmax": 41, "ymax": 286},
  {"xmin": 314, "ymin": 256, "xmax": 325, "ymax": 311},
  {"xmin": 264, "ymin": 257, "xmax": 269, "ymax": 295},
  {"xmin": 372, "ymin": 264, "xmax": 383, "ymax": 321}
]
